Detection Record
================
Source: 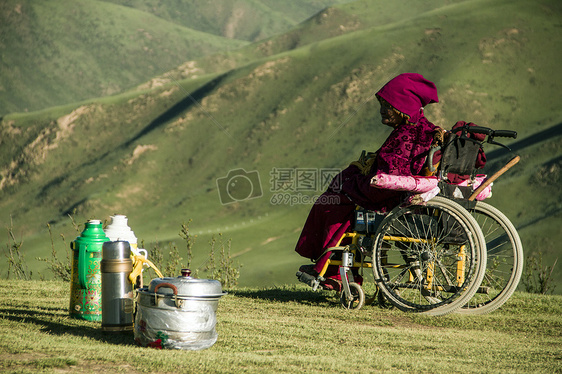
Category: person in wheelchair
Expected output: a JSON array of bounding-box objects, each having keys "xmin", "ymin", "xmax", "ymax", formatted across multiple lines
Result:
[{"xmin": 295, "ymin": 73, "xmax": 443, "ymax": 291}]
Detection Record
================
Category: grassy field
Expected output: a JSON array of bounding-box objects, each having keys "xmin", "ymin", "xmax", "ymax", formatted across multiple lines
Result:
[
  {"xmin": 0, "ymin": 279, "xmax": 560, "ymax": 373},
  {"xmin": 1, "ymin": 0, "xmax": 561, "ymax": 292}
]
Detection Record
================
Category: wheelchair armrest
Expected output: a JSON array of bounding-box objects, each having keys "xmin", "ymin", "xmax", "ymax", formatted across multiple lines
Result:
[{"xmin": 370, "ymin": 173, "xmax": 439, "ymax": 193}]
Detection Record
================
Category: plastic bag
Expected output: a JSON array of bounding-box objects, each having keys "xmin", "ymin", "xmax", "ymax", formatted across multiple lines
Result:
[{"xmin": 134, "ymin": 303, "xmax": 218, "ymax": 350}]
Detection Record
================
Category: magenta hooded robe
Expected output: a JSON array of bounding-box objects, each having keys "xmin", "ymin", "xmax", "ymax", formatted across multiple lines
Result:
[{"xmin": 295, "ymin": 73, "xmax": 440, "ymax": 266}]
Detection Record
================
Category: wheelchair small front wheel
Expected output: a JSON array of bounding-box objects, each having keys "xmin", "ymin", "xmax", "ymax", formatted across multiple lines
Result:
[{"xmin": 340, "ymin": 282, "xmax": 365, "ymax": 310}]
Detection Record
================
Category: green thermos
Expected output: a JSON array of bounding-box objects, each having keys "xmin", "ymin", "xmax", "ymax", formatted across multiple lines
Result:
[{"xmin": 69, "ymin": 219, "xmax": 109, "ymax": 321}]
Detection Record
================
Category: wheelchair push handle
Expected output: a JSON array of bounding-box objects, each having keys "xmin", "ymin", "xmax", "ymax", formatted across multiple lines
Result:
[
  {"xmin": 466, "ymin": 125, "xmax": 492, "ymax": 136},
  {"xmin": 493, "ymin": 130, "xmax": 518, "ymax": 139},
  {"xmin": 465, "ymin": 125, "xmax": 517, "ymax": 139},
  {"xmin": 466, "ymin": 126, "xmax": 517, "ymax": 139},
  {"xmin": 427, "ymin": 124, "xmax": 518, "ymax": 172},
  {"xmin": 462, "ymin": 124, "xmax": 517, "ymax": 151}
]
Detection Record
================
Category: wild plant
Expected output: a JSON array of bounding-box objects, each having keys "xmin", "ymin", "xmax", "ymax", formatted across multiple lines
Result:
[
  {"xmin": 3, "ymin": 217, "xmax": 32, "ymax": 280},
  {"xmin": 36, "ymin": 223, "xmax": 72, "ymax": 281},
  {"xmin": 205, "ymin": 233, "xmax": 240, "ymax": 289},
  {"xmin": 521, "ymin": 251, "xmax": 558, "ymax": 294}
]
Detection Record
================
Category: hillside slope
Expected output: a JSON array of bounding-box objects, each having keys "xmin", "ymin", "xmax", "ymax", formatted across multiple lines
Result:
[
  {"xmin": 101, "ymin": 0, "xmax": 355, "ymax": 41},
  {"xmin": 0, "ymin": 0, "xmax": 561, "ymax": 291},
  {"xmin": 0, "ymin": 0, "xmax": 355, "ymax": 116},
  {"xmin": 0, "ymin": 0, "xmax": 248, "ymax": 115},
  {"xmin": 138, "ymin": 0, "xmax": 477, "ymax": 87}
]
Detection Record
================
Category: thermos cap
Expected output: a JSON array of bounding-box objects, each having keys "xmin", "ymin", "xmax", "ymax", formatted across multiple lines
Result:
[
  {"xmin": 105, "ymin": 215, "xmax": 137, "ymax": 244},
  {"xmin": 102, "ymin": 240, "xmax": 131, "ymax": 260}
]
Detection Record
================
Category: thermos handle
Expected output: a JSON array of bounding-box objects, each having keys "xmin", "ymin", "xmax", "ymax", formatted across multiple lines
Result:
[
  {"xmin": 78, "ymin": 243, "xmax": 89, "ymax": 289},
  {"xmin": 71, "ymin": 240, "xmax": 90, "ymax": 289}
]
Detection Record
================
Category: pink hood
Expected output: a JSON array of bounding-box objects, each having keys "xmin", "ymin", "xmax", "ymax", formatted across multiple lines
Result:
[{"xmin": 376, "ymin": 73, "xmax": 439, "ymax": 124}]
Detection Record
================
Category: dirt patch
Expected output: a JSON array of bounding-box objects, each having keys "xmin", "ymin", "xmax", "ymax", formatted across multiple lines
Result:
[
  {"xmin": 178, "ymin": 61, "xmax": 203, "ymax": 78},
  {"xmin": 478, "ymin": 28, "xmax": 524, "ymax": 64},
  {"xmin": 136, "ymin": 77, "xmax": 170, "ymax": 90},
  {"xmin": 124, "ymin": 144, "xmax": 158, "ymax": 165},
  {"xmin": 158, "ymin": 86, "xmax": 179, "ymax": 98},
  {"xmin": 0, "ymin": 105, "xmax": 98, "ymax": 190},
  {"xmin": 1, "ymin": 119, "xmax": 20, "ymax": 135},
  {"xmin": 261, "ymin": 236, "xmax": 280, "ymax": 245},
  {"xmin": 250, "ymin": 57, "xmax": 291, "ymax": 79},
  {"xmin": 56, "ymin": 105, "xmax": 92, "ymax": 138},
  {"xmin": 232, "ymin": 247, "xmax": 253, "ymax": 258},
  {"xmin": 136, "ymin": 61, "xmax": 203, "ymax": 91}
]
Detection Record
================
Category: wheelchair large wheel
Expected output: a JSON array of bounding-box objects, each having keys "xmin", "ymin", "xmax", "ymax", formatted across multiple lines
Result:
[
  {"xmin": 372, "ymin": 196, "xmax": 487, "ymax": 316},
  {"xmin": 457, "ymin": 201, "xmax": 523, "ymax": 314}
]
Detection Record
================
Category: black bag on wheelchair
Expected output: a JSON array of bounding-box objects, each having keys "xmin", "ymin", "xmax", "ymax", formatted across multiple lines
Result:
[
  {"xmin": 440, "ymin": 132, "xmax": 482, "ymax": 178},
  {"xmin": 437, "ymin": 130, "xmax": 485, "ymax": 208}
]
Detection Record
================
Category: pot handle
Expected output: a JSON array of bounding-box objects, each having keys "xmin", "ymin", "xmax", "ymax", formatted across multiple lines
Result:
[
  {"xmin": 154, "ymin": 282, "xmax": 178, "ymax": 295},
  {"xmin": 153, "ymin": 282, "xmax": 179, "ymax": 307}
]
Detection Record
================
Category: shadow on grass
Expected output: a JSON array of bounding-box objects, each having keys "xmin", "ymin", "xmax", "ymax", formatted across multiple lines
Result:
[
  {"xmin": 229, "ymin": 287, "xmax": 340, "ymax": 307},
  {"xmin": 0, "ymin": 306, "xmax": 135, "ymax": 346},
  {"xmin": 483, "ymin": 121, "xmax": 562, "ymax": 172}
]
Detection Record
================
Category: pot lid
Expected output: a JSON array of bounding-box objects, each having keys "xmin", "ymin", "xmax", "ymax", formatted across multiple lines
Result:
[{"xmin": 148, "ymin": 269, "xmax": 224, "ymax": 297}]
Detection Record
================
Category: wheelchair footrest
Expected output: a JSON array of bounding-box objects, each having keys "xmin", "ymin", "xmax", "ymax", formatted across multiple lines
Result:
[{"xmin": 296, "ymin": 271, "xmax": 324, "ymax": 291}]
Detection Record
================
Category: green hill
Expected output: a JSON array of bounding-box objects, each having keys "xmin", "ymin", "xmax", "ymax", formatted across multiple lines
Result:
[
  {"xmin": 101, "ymin": 0, "xmax": 355, "ymax": 41},
  {"xmin": 0, "ymin": 0, "xmax": 249, "ymax": 115},
  {"xmin": 0, "ymin": 0, "xmax": 561, "ymax": 293},
  {"xmin": 0, "ymin": 0, "xmax": 354, "ymax": 115}
]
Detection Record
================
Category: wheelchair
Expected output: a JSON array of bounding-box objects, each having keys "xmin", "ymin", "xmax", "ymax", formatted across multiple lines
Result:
[
  {"xmin": 299, "ymin": 124, "xmax": 522, "ymax": 316},
  {"xmin": 432, "ymin": 125, "xmax": 523, "ymax": 315}
]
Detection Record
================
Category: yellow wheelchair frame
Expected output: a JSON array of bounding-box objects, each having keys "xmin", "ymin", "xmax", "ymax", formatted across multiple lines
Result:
[{"xmin": 317, "ymin": 195, "xmax": 484, "ymax": 316}]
